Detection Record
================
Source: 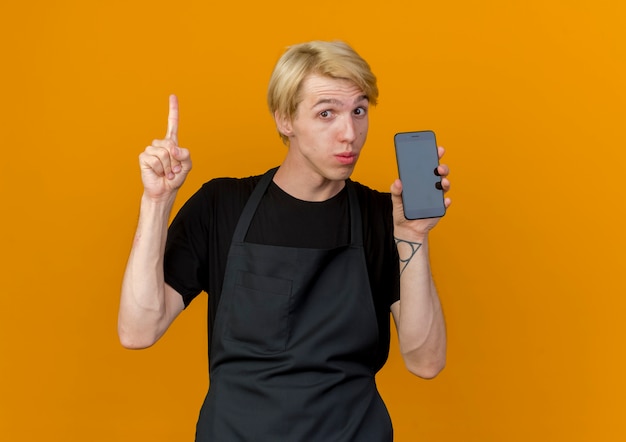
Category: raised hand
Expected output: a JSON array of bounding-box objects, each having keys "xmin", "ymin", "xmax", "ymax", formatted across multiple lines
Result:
[
  {"xmin": 138, "ymin": 95, "xmax": 192, "ymax": 201},
  {"xmin": 390, "ymin": 146, "xmax": 451, "ymax": 237}
]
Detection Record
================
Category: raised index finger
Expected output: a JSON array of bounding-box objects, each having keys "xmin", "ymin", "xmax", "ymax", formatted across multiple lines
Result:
[{"xmin": 166, "ymin": 94, "xmax": 179, "ymax": 143}]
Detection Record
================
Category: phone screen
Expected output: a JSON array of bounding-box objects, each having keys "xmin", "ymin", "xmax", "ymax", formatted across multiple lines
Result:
[{"xmin": 394, "ymin": 130, "xmax": 446, "ymax": 219}]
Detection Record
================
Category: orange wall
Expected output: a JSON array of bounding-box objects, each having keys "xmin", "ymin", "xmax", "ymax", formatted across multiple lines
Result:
[{"xmin": 1, "ymin": 1, "xmax": 625, "ymax": 440}]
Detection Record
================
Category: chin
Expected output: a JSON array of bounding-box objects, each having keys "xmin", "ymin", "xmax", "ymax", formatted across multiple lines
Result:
[{"xmin": 332, "ymin": 166, "xmax": 357, "ymax": 181}]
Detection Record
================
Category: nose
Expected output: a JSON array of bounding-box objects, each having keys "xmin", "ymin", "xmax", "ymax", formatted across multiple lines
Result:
[{"xmin": 339, "ymin": 115, "xmax": 357, "ymax": 144}]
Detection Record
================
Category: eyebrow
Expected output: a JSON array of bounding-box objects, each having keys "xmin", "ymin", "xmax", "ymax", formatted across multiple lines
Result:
[{"xmin": 311, "ymin": 95, "xmax": 369, "ymax": 109}]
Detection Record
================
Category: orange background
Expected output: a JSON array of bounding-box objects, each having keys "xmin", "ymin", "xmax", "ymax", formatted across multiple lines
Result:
[{"xmin": 1, "ymin": 1, "xmax": 625, "ymax": 440}]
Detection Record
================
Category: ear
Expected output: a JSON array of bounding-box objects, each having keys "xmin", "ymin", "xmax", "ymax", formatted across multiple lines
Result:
[{"xmin": 274, "ymin": 111, "xmax": 294, "ymax": 138}]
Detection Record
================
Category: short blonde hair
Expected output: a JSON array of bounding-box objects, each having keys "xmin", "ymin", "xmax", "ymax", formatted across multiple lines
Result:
[{"xmin": 267, "ymin": 40, "xmax": 378, "ymax": 144}]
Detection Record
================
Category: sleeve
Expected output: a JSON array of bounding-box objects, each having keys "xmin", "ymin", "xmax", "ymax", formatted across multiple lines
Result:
[
  {"xmin": 357, "ymin": 183, "xmax": 401, "ymax": 309},
  {"xmin": 164, "ymin": 184, "xmax": 213, "ymax": 307},
  {"xmin": 379, "ymin": 192, "xmax": 401, "ymax": 307},
  {"xmin": 357, "ymin": 183, "xmax": 399, "ymax": 372},
  {"xmin": 163, "ymin": 176, "xmax": 260, "ymax": 308}
]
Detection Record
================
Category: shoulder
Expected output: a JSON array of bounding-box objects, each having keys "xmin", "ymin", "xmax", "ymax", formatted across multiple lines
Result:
[
  {"xmin": 199, "ymin": 174, "xmax": 263, "ymax": 199},
  {"xmin": 348, "ymin": 179, "xmax": 394, "ymax": 240},
  {"xmin": 349, "ymin": 180, "xmax": 392, "ymax": 211},
  {"xmin": 184, "ymin": 174, "xmax": 262, "ymax": 209},
  {"xmin": 172, "ymin": 173, "xmax": 264, "ymax": 223}
]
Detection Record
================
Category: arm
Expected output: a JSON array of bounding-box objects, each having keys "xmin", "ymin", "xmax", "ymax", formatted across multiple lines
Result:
[
  {"xmin": 389, "ymin": 147, "xmax": 451, "ymax": 379},
  {"xmin": 118, "ymin": 95, "xmax": 192, "ymax": 349}
]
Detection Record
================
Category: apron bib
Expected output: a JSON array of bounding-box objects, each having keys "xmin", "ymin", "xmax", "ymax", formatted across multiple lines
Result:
[{"xmin": 196, "ymin": 168, "xmax": 392, "ymax": 441}]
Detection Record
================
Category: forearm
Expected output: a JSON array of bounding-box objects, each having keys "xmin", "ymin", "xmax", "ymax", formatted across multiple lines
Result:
[
  {"xmin": 393, "ymin": 235, "xmax": 447, "ymax": 378},
  {"xmin": 118, "ymin": 193, "xmax": 181, "ymax": 348}
]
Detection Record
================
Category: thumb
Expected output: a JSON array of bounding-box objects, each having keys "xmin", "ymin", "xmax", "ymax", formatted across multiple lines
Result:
[
  {"xmin": 390, "ymin": 178, "xmax": 403, "ymax": 199},
  {"xmin": 172, "ymin": 145, "xmax": 192, "ymax": 171},
  {"xmin": 390, "ymin": 179, "xmax": 407, "ymax": 221}
]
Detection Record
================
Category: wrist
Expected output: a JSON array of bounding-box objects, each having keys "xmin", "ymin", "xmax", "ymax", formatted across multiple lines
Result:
[
  {"xmin": 393, "ymin": 229, "xmax": 430, "ymax": 245},
  {"xmin": 140, "ymin": 191, "xmax": 177, "ymax": 213}
]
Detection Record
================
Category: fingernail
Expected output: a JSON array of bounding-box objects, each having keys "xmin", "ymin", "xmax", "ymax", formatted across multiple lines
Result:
[{"xmin": 434, "ymin": 167, "xmax": 440, "ymax": 176}]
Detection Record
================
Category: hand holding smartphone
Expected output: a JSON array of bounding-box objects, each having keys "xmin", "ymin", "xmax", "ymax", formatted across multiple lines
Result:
[{"xmin": 394, "ymin": 130, "xmax": 446, "ymax": 220}]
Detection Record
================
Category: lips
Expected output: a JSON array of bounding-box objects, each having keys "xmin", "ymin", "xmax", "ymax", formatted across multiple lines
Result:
[{"xmin": 336, "ymin": 153, "xmax": 358, "ymax": 165}]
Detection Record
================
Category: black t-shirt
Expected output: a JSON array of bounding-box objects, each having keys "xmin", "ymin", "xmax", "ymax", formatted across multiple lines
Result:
[{"xmin": 164, "ymin": 173, "xmax": 400, "ymax": 371}]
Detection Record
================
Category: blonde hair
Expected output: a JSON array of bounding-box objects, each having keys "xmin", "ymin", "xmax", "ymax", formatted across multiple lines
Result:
[{"xmin": 267, "ymin": 40, "xmax": 378, "ymax": 144}]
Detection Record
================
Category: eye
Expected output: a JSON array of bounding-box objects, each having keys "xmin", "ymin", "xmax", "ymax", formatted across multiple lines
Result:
[
  {"xmin": 353, "ymin": 106, "xmax": 368, "ymax": 117},
  {"xmin": 319, "ymin": 110, "xmax": 332, "ymax": 119}
]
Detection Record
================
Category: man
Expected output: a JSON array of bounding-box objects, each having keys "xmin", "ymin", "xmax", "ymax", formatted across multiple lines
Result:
[{"xmin": 119, "ymin": 40, "xmax": 451, "ymax": 441}]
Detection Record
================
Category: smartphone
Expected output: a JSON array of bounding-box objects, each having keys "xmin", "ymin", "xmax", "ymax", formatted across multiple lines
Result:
[{"xmin": 394, "ymin": 130, "xmax": 446, "ymax": 219}]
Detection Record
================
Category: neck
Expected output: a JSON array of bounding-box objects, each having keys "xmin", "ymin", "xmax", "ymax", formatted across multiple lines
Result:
[{"xmin": 273, "ymin": 164, "xmax": 346, "ymax": 202}]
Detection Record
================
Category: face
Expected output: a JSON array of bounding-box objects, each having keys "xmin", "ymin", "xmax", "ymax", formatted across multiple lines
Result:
[{"xmin": 276, "ymin": 74, "xmax": 370, "ymax": 183}]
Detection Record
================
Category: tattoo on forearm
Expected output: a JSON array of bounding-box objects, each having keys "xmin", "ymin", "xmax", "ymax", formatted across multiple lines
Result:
[{"xmin": 394, "ymin": 237, "xmax": 422, "ymax": 276}]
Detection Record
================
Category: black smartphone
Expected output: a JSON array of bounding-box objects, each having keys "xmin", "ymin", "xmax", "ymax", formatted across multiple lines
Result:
[{"xmin": 394, "ymin": 130, "xmax": 446, "ymax": 219}]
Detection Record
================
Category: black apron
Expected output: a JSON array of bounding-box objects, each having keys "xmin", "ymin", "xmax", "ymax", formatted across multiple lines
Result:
[{"xmin": 196, "ymin": 168, "xmax": 393, "ymax": 441}]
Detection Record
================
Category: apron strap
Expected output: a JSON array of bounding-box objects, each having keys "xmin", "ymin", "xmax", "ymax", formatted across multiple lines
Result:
[
  {"xmin": 231, "ymin": 167, "xmax": 278, "ymax": 243},
  {"xmin": 346, "ymin": 179, "xmax": 362, "ymax": 247}
]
